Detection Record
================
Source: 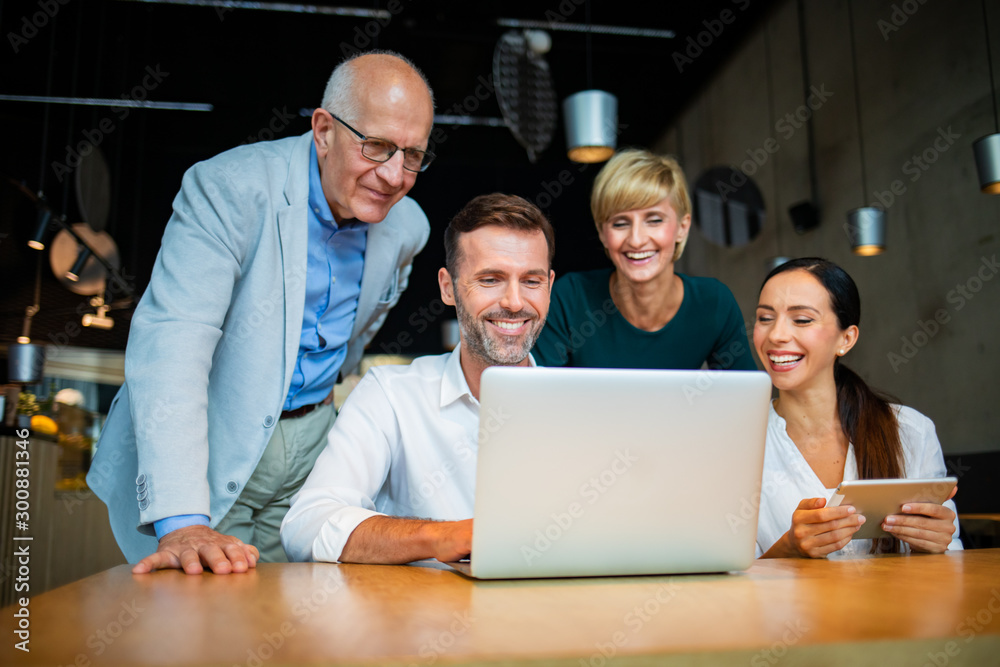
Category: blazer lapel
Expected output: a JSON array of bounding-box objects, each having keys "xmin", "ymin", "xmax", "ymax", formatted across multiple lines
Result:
[
  {"xmin": 277, "ymin": 133, "xmax": 313, "ymax": 394},
  {"xmin": 353, "ymin": 219, "xmax": 400, "ymax": 339}
]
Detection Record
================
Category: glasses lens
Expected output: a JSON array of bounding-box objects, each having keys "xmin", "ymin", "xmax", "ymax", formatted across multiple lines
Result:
[
  {"xmin": 403, "ymin": 149, "xmax": 434, "ymax": 172},
  {"xmin": 361, "ymin": 139, "xmax": 395, "ymax": 162}
]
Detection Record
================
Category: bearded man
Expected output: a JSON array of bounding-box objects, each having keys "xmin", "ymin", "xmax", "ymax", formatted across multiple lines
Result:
[{"xmin": 280, "ymin": 193, "xmax": 555, "ymax": 563}]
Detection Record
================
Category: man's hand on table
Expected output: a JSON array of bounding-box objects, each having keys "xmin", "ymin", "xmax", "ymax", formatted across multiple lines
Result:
[
  {"xmin": 132, "ymin": 525, "xmax": 260, "ymax": 575},
  {"xmin": 338, "ymin": 517, "xmax": 473, "ymax": 564},
  {"xmin": 425, "ymin": 519, "xmax": 473, "ymax": 563}
]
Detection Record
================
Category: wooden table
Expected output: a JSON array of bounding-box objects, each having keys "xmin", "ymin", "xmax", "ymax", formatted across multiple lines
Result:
[{"xmin": 4, "ymin": 549, "xmax": 1000, "ymax": 666}]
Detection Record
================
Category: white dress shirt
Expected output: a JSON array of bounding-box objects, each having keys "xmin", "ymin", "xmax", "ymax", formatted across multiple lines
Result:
[
  {"xmin": 281, "ymin": 346, "xmax": 531, "ymax": 562},
  {"xmin": 755, "ymin": 402, "xmax": 963, "ymax": 557}
]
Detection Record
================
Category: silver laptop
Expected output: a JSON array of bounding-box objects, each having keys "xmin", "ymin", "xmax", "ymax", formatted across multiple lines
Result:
[{"xmin": 450, "ymin": 366, "xmax": 771, "ymax": 579}]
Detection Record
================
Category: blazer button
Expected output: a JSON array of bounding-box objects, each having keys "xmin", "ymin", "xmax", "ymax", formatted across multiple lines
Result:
[
  {"xmin": 135, "ymin": 473, "xmax": 146, "ymax": 485},
  {"xmin": 137, "ymin": 489, "xmax": 148, "ymax": 501},
  {"xmin": 226, "ymin": 481, "xmax": 239, "ymax": 494},
  {"xmin": 138, "ymin": 499, "xmax": 149, "ymax": 511},
  {"xmin": 263, "ymin": 415, "xmax": 274, "ymax": 427}
]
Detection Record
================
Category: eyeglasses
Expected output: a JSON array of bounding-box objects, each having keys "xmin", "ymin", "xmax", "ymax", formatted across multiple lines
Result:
[{"xmin": 331, "ymin": 114, "xmax": 435, "ymax": 173}]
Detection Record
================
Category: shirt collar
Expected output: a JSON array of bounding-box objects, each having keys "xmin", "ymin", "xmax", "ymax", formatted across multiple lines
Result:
[
  {"xmin": 439, "ymin": 343, "xmax": 537, "ymax": 409},
  {"xmin": 308, "ymin": 140, "xmax": 338, "ymax": 229}
]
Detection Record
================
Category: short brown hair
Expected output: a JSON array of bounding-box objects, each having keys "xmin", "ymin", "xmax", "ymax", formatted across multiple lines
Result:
[
  {"xmin": 591, "ymin": 149, "xmax": 692, "ymax": 261},
  {"xmin": 444, "ymin": 193, "xmax": 555, "ymax": 278}
]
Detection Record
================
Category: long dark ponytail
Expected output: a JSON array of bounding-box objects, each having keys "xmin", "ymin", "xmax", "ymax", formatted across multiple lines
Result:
[{"xmin": 762, "ymin": 258, "xmax": 903, "ymax": 553}]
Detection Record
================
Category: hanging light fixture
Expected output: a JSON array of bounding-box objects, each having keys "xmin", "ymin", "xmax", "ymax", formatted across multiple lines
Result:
[
  {"xmin": 563, "ymin": 0, "xmax": 618, "ymax": 163},
  {"xmin": 28, "ymin": 209, "xmax": 52, "ymax": 250},
  {"xmin": 975, "ymin": 136, "xmax": 1000, "ymax": 194},
  {"xmin": 81, "ymin": 296, "xmax": 114, "ymax": 330},
  {"xmin": 844, "ymin": 0, "xmax": 886, "ymax": 256},
  {"xmin": 846, "ymin": 208, "xmax": 886, "ymax": 256},
  {"xmin": 564, "ymin": 90, "xmax": 618, "ymax": 163},
  {"xmin": 973, "ymin": 0, "xmax": 1000, "ymax": 194},
  {"xmin": 65, "ymin": 245, "xmax": 93, "ymax": 282},
  {"xmin": 9, "ymin": 257, "xmax": 47, "ymax": 384}
]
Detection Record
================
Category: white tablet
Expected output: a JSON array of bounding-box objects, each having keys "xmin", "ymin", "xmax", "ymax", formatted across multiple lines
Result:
[{"xmin": 828, "ymin": 477, "xmax": 958, "ymax": 540}]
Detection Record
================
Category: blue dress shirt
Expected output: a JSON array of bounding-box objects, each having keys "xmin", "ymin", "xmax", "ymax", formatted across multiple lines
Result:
[{"xmin": 282, "ymin": 141, "xmax": 368, "ymax": 411}]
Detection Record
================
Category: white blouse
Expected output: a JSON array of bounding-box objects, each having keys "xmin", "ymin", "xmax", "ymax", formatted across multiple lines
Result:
[{"xmin": 755, "ymin": 402, "xmax": 963, "ymax": 557}]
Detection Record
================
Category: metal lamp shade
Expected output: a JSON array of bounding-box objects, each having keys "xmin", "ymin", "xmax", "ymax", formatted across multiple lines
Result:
[
  {"xmin": 973, "ymin": 133, "xmax": 1000, "ymax": 194},
  {"xmin": 8, "ymin": 343, "xmax": 46, "ymax": 383},
  {"xmin": 563, "ymin": 90, "xmax": 617, "ymax": 163},
  {"xmin": 846, "ymin": 207, "xmax": 887, "ymax": 256}
]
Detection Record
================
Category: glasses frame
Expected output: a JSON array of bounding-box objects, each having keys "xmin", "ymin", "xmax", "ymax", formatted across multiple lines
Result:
[{"xmin": 331, "ymin": 113, "xmax": 435, "ymax": 173}]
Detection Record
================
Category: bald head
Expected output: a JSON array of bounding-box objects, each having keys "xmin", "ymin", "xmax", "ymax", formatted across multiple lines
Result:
[{"xmin": 322, "ymin": 51, "xmax": 434, "ymax": 126}]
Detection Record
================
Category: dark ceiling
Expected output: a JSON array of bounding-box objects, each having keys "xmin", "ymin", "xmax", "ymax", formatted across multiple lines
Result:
[{"xmin": 0, "ymin": 0, "xmax": 775, "ymax": 360}]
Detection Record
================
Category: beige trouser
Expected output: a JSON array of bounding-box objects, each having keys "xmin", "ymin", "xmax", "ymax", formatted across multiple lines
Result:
[{"xmin": 215, "ymin": 402, "xmax": 336, "ymax": 562}]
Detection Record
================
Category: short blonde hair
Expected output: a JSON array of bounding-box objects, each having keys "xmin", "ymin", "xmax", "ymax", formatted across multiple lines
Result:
[{"xmin": 591, "ymin": 149, "xmax": 692, "ymax": 261}]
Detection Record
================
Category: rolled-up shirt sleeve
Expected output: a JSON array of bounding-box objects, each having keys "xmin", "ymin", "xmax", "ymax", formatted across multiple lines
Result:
[{"xmin": 280, "ymin": 372, "xmax": 397, "ymax": 562}]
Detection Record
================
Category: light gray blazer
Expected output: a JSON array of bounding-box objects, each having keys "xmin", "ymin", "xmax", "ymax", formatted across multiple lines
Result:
[{"xmin": 88, "ymin": 132, "xmax": 430, "ymax": 562}]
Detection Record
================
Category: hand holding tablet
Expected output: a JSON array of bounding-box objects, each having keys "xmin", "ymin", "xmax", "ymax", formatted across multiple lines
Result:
[{"xmin": 827, "ymin": 477, "xmax": 958, "ymax": 547}]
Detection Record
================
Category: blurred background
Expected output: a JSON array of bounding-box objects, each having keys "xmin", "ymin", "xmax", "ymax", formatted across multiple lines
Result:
[{"xmin": 0, "ymin": 0, "xmax": 997, "ymax": 453}]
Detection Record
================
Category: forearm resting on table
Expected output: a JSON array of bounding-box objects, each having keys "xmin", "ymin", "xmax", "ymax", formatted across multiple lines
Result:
[{"xmin": 339, "ymin": 515, "xmax": 471, "ymax": 564}]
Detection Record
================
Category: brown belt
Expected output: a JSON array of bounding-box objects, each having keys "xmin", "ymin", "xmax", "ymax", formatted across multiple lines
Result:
[{"xmin": 280, "ymin": 402, "xmax": 323, "ymax": 420}]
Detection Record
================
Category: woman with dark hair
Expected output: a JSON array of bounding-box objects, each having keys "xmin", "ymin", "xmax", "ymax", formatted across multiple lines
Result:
[{"xmin": 753, "ymin": 258, "xmax": 961, "ymax": 558}]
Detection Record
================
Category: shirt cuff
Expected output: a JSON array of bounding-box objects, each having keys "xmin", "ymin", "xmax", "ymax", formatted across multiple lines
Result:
[{"xmin": 155, "ymin": 514, "xmax": 211, "ymax": 540}]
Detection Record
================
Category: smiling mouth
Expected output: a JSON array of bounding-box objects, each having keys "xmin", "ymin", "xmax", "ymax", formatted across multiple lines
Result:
[
  {"xmin": 768, "ymin": 353, "xmax": 804, "ymax": 368},
  {"xmin": 362, "ymin": 183, "xmax": 397, "ymax": 199},
  {"xmin": 624, "ymin": 250, "xmax": 657, "ymax": 260},
  {"xmin": 488, "ymin": 319, "xmax": 530, "ymax": 333}
]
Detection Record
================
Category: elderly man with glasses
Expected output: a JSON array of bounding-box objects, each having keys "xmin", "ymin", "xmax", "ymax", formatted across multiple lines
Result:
[{"xmin": 89, "ymin": 51, "xmax": 435, "ymax": 574}]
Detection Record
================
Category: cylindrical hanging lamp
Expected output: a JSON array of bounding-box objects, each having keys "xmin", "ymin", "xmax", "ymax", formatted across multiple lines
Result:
[
  {"xmin": 563, "ymin": 90, "xmax": 618, "ymax": 163},
  {"xmin": 974, "ymin": 132, "xmax": 1000, "ymax": 194},
  {"xmin": 8, "ymin": 343, "xmax": 46, "ymax": 384},
  {"xmin": 973, "ymin": 0, "xmax": 1000, "ymax": 194},
  {"xmin": 846, "ymin": 207, "xmax": 886, "ymax": 256}
]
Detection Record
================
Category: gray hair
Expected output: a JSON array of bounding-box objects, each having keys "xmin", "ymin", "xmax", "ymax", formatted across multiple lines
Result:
[{"xmin": 321, "ymin": 50, "xmax": 435, "ymax": 124}]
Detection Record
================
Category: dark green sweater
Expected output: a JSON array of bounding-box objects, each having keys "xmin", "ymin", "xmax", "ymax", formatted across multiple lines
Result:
[{"xmin": 532, "ymin": 268, "xmax": 757, "ymax": 370}]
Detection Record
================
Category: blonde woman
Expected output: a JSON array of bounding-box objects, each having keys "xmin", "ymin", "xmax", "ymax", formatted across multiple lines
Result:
[{"xmin": 532, "ymin": 149, "xmax": 755, "ymax": 370}]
